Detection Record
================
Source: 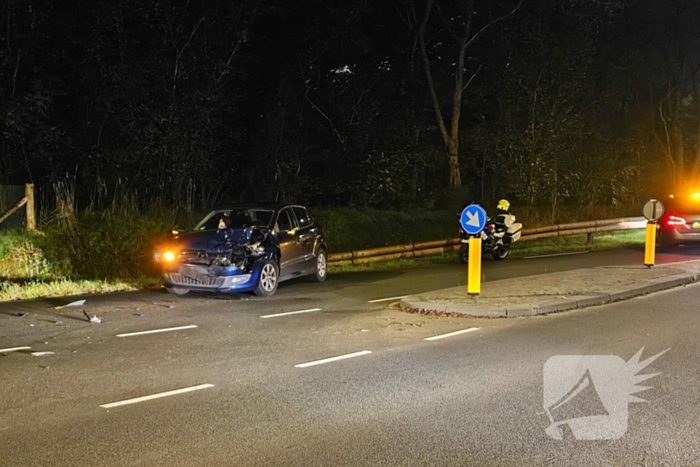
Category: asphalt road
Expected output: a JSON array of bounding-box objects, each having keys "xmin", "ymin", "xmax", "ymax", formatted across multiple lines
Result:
[{"xmin": 2, "ymin": 246, "xmax": 700, "ymax": 466}]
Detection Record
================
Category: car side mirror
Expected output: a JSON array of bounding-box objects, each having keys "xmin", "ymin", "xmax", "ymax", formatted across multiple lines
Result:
[{"xmin": 170, "ymin": 226, "xmax": 187, "ymax": 236}]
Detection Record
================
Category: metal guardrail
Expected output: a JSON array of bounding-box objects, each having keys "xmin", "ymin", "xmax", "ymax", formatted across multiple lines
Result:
[{"xmin": 327, "ymin": 216, "xmax": 647, "ymax": 265}]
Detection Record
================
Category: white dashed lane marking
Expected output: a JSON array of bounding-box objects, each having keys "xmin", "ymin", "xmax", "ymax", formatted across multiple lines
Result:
[
  {"xmin": 424, "ymin": 327, "xmax": 480, "ymax": 341},
  {"xmin": 116, "ymin": 325, "xmax": 198, "ymax": 337},
  {"xmin": 368, "ymin": 296, "xmax": 408, "ymax": 303},
  {"xmin": 260, "ymin": 308, "xmax": 321, "ymax": 318},
  {"xmin": 99, "ymin": 384, "xmax": 215, "ymax": 408},
  {"xmin": 295, "ymin": 351, "xmax": 373, "ymax": 368}
]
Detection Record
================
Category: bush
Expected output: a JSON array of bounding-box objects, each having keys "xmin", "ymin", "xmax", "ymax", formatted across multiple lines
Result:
[
  {"xmin": 311, "ymin": 208, "xmax": 459, "ymax": 252},
  {"xmin": 0, "ymin": 230, "xmax": 34, "ymax": 260},
  {"xmin": 39, "ymin": 204, "xmax": 176, "ymax": 281}
]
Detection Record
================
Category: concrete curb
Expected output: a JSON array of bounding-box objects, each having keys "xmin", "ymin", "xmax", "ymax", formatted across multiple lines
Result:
[{"xmin": 398, "ymin": 272, "xmax": 698, "ymax": 318}]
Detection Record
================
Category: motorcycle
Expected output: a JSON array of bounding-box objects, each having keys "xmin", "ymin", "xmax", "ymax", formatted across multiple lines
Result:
[{"xmin": 458, "ymin": 212, "xmax": 523, "ymax": 263}]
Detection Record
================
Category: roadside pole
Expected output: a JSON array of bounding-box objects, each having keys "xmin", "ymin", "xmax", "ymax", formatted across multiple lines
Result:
[
  {"xmin": 460, "ymin": 204, "xmax": 487, "ymax": 296},
  {"xmin": 644, "ymin": 221, "xmax": 656, "ymax": 267},
  {"xmin": 467, "ymin": 236, "xmax": 482, "ymax": 295},
  {"xmin": 641, "ymin": 199, "xmax": 664, "ymax": 268}
]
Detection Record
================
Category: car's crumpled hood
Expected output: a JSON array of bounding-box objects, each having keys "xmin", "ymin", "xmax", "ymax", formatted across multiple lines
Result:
[{"xmin": 173, "ymin": 228, "xmax": 260, "ymax": 253}]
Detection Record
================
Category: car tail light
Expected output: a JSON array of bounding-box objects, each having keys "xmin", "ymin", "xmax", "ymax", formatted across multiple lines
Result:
[{"xmin": 667, "ymin": 215, "xmax": 686, "ymax": 226}]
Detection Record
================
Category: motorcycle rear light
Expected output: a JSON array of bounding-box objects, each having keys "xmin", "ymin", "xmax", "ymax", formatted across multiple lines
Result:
[{"xmin": 667, "ymin": 215, "xmax": 686, "ymax": 226}]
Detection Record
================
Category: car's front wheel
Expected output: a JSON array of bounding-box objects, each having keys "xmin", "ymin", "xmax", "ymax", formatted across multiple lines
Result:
[
  {"xmin": 254, "ymin": 260, "xmax": 279, "ymax": 297},
  {"xmin": 309, "ymin": 249, "xmax": 328, "ymax": 282},
  {"xmin": 165, "ymin": 286, "xmax": 190, "ymax": 296}
]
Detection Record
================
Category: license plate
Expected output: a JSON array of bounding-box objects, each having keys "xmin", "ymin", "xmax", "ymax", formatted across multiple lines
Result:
[{"xmin": 178, "ymin": 264, "xmax": 208, "ymax": 278}]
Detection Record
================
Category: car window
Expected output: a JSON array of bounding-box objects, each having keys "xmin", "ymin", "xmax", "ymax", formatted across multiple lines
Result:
[
  {"xmin": 276, "ymin": 209, "xmax": 295, "ymax": 232},
  {"xmin": 195, "ymin": 209, "xmax": 274, "ymax": 231},
  {"xmin": 249, "ymin": 210, "xmax": 274, "ymax": 226},
  {"xmin": 292, "ymin": 207, "xmax": 313, "ymax": 228}
]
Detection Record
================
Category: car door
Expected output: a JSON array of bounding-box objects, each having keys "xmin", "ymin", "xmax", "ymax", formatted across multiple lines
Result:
[
  {"xmin": 292, "ymin": 206, "xmax": 316, "ymax": 271},
  {"xmin": 275, "ymin": 207, "xmax": 304, "ymax": 279}
]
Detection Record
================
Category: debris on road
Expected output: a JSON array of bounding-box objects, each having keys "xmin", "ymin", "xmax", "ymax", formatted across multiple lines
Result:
[
  {"xmin": 55, "ymin": 299, "xmax": 86, "ymax": 309},
  {"xmin": 83, "ymin": 310, "xmax": 102, "ymax": 324},
  {"xmin": 15, "ymin": 312, "xmax": 26, "ymax": 317},
  {"xmin": 31, "ymin": 351, "xmax": 54, "ymax": 357},
  {"xmin": 0, "ymin": 346, "xmax": 32, "ymax": 354}
]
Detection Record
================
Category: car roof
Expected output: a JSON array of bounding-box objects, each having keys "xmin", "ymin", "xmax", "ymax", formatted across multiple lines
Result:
[{"xmin": 207, "ymin": 202, "xmax": 308, "ymax": 212}]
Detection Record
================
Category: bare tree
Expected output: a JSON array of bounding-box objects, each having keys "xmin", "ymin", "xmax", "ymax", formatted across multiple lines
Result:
[{"xmin": 407, "ymin": 0, "xmax": 522, "ymax": 187}]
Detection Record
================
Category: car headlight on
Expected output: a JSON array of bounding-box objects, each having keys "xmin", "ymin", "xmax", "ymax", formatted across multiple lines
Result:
[{"xmin": 154, "ymin": 250, "xmax": 177, "ymax": 263}]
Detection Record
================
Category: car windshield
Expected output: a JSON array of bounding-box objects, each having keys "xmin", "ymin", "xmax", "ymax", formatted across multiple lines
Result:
[{"xmin": 194, "ymin": 209, "xmax": 275, "ymax": 231}]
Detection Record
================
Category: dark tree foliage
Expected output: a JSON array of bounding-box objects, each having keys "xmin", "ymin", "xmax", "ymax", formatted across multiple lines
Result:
[{"xmin": 1, "ymin": 0, "xmax": 698, "ymax": 214}]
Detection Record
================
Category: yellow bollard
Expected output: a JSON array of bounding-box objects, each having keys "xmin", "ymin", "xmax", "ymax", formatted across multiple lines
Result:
[
  {"xmin": 644, "ymin": 221, "xmax": 656, "ymax": 267},
  {"xmin": 467, "ymin": 236, "xmax": 482, "ymax": 295}
]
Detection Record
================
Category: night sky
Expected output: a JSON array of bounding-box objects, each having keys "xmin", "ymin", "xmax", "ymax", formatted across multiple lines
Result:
[{"xmin": 1, "ymin": 0, "xmax": 698, "ymax": 211}]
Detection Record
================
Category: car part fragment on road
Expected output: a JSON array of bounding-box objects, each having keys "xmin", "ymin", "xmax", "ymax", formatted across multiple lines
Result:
[
  {"xmin": 83, "ymin": 310, "xmax": 102, "ymax": 323},
  {"xmin": 0, "ymin": 346, "xmax": 31, "ymax": 353},
  {"xmin": 55, "ymin": 299, "xmax": 86, "ymax": 309}
]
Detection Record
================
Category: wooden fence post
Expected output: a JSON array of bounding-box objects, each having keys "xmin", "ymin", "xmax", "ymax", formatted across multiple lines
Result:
[{"xmin": 25, "ymin": 183, "xmax": 36, "ymax": 231}]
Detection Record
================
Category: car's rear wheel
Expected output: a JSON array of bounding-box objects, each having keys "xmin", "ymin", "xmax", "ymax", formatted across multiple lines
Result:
[
  {"xmin": 309, "ymin": 249, "xmax": 328, "ymax": 282},
  {"xmin": 254, "ymin": 260, "xmax": 279, "ymax": 297},
  {"xmin": 165, "ymin": 286, "xmax": 190, "ymax": 296}
]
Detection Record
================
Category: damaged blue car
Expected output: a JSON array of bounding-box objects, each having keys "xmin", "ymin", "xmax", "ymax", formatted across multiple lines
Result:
[{"xmin": 153, "ymin": 203, "xmax": 329, "ymax": 297}]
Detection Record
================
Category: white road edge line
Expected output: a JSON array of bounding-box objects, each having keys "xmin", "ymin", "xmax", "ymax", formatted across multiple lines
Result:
[
  {"xmin": 260, "ymin": 308, "xmax": 321, "ymax": 318},
  {"xmin": 116, "ymin": 325, "xmax": 198, "ymax": 337},
  {"xmin": 368, "ymin": 295, "xmax": 408, "ymax": 303},
  {"xmin": 295, "ymin": 350, "xmax": 372, "ymax": 368},
  {"xmin": 0, "ymin": 346, "xmax": 31, "ymax": 353},
  {"xmin": 524, "ymin": 251, "xmax": 589, "ymax": 259},
  {"xmin": 99, "ymin": 384, "xmax": 215, "ymax": 408},
  {"xmin": 424, "ymin": 327, "xmax": 480, "ymax": 341}
]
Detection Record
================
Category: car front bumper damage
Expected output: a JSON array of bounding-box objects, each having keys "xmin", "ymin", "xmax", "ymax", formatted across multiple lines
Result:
[{"xmin": 163, "ymin": 264, "xmax": 259, "ymax": 292}]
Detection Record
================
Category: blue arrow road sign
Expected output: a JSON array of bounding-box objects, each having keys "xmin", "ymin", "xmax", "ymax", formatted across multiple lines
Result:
[{"xmin": 460, "ymin": 204, "xmax": 487, "ymax": 235}]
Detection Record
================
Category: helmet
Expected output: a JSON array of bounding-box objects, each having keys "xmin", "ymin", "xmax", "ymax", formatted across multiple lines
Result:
[{"xmin": 497, "ymin": 199, "xmax": 510, "ymax": 211}]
